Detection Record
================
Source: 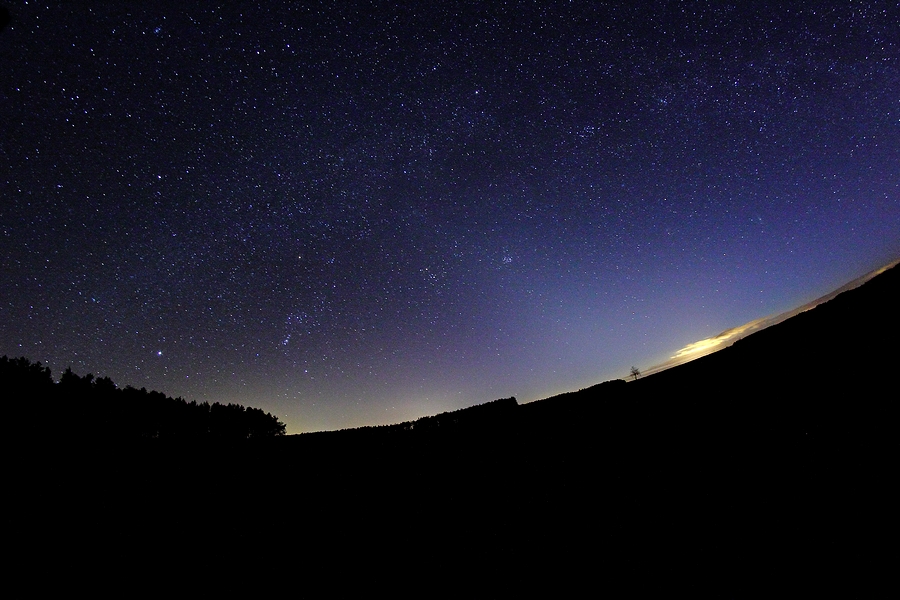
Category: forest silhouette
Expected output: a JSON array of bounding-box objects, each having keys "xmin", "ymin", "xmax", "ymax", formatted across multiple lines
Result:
[
  {"xmin": 1, "ymin": 357, "xmax": 285, "ymax": 441},
  {"xmin": 5, "ymin": 262, "xmax": 899, "ymax": 595}
]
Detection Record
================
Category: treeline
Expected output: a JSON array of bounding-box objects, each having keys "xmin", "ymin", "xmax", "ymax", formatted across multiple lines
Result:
[
  {"xmin": 1, "ymin": 356, "xmax": 285, "ymax": 442},
  {"xmin": 302, "ymin": 396, "xmax": 520, "ymax": 445},
  {"xmin": 404, "ymin": 396, "xmax": 518, "ymax": 432}
]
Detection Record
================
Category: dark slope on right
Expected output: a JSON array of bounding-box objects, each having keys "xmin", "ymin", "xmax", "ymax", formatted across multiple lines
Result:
[
  {"xmin": 635, "ymin": 259, "xmax": 899, "ymax": 393},
  {"xmin": 502, "ymin": 262, "xmax": 900, "ymax": 592},
  {"xmin": 622, "ymin": 259, "xmax": 900, "ymax": 441},
  {"xmin": 524, "ymin": 259, "xmax": 899, "ymax": 427}
]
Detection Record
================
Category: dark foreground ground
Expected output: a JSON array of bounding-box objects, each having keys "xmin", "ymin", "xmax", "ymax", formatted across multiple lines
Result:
[{"xmin": 8, "ymin": 265, "xmax": 899, "ymax": 595}]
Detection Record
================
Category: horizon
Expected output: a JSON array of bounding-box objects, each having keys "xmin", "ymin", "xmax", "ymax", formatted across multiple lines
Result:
[
  {"xmin": 5, "ymin": 257, "xmax": 897, "ymax": 434},
  {"xmin": 2, "ymin": 2, "xmax": 899, "ymax": 434}
]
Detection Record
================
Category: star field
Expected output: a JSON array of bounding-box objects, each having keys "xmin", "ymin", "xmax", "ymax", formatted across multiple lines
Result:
[{"xmin": 2, "ymin": 1, "xmax": 899, "ymax": 432}]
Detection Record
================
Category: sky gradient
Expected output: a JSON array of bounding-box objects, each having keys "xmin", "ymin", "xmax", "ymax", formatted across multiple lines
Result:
[{"xmin": 2, "ymin": 1, "xmax": 899, "ymax": 432}]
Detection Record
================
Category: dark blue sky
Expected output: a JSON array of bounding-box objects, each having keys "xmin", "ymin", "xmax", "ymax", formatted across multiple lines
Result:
[{"xmin": 2, "ymin": 1, "xmax": 898, "ymax": 432}]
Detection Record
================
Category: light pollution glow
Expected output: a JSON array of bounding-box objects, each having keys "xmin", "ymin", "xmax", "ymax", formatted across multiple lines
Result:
[{"xmin": 639, "ymin": 258, "xmax": 900, "ymax": 378}]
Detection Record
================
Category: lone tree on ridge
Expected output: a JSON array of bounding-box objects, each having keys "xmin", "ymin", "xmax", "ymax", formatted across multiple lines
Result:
[{"xmin": 630, "ymin": 366, "xmax": 641, "ymax": 381}]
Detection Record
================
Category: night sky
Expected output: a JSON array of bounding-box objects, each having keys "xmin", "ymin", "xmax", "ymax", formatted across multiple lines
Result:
[{"xmin": 2, "ymin": 1, "xmax": 899, "ymax": 433}]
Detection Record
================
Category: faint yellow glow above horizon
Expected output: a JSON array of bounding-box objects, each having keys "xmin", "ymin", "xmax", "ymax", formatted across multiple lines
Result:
[
  {"xmin": 672, "ymin": 336, "xmax": 727, "ymax": 358},
  {"xmin": 671, "ymin": 319, "xmax": 767, "ymax": 359}
]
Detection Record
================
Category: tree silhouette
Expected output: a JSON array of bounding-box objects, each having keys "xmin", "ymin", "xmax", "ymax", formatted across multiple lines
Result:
[
  {"xmin": 0, "ymin": 356, "xmax": 286, "ymax": 441},
  {"xmin": 630, "ymin": 366, "xmax": 641, "ymax": 381}
]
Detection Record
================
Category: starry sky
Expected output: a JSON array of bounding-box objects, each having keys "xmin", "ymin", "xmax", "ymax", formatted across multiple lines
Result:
[{"xmin": 2, "ymin": 1, "xmax": 899, "ymax": 433}]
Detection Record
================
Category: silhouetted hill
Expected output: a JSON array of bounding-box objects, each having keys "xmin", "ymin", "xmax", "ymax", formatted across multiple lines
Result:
[{"xmin": 7, "ymin": 262, "xmax": 899, "ymax": 595}]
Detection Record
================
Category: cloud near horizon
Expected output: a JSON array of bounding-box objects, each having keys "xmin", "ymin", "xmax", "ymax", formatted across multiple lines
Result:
[
  {"xmin": 638, "ymin": 318, "xmax": 771, "ymax": 376},
  {"xmin": 640, "ymin": 259, "xmax": 900, "ymax": 379},
  {"xmin": 670, "ymin": 319, "xmax": 769, "ymax": 360}
]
